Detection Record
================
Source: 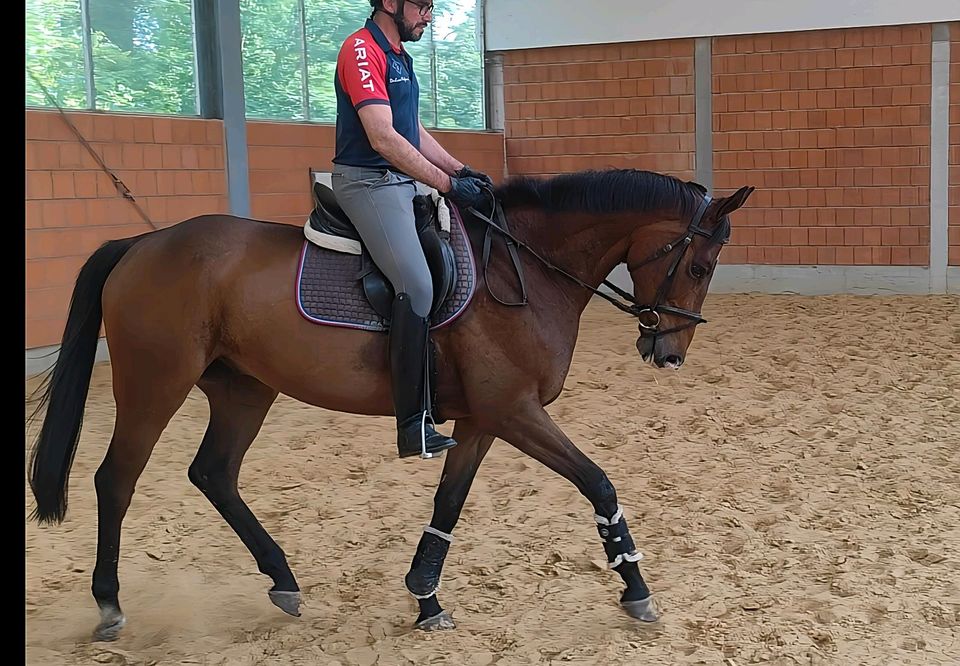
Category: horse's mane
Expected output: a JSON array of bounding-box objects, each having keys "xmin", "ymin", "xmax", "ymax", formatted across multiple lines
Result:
[{"xmin": 494, "ymin": 169, "xmax": 707, "ymax": 219}]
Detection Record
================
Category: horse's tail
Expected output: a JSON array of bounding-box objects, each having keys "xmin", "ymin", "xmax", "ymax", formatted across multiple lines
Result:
[{"xmin": 28, "ymin": 235, "xmax": 146, "ymax": 525}]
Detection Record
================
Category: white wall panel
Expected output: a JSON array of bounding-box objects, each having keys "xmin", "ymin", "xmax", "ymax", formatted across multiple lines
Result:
[{"xmin": 485, "ymin": 0, "xmax": 958, "ymax": 51}]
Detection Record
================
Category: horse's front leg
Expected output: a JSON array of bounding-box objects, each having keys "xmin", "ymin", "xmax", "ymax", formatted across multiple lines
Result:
[
  {"xmin": 405, "ymin": 417, "xmax": 494, "ymax": 630},
  {"xmin": 493, "ymin": 402, "xmax": 657, "ymax": 622}
]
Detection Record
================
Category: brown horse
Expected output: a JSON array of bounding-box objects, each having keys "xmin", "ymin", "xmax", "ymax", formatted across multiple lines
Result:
[{"xmin": 28, "ymin": 168, "xmax": 753, "ymax": 641}]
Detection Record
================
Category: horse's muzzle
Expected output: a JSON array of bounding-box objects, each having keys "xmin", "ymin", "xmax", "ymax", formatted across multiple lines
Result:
[
  {"xmin": 636, "ymin": 334, "xmax": 654, "ymax": 362},
  {"xmin": 636, "ymin": 335, "xmax": 684, "ymax": 369}
]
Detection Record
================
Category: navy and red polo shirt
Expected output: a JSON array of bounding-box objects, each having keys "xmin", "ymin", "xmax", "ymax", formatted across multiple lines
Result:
[{"xmin": 333, "ymin": 19, "xmax": 420, "ymax": 168}]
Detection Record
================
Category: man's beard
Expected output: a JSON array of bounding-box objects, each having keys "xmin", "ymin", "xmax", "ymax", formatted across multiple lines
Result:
[{"xmin": 397, "ymin": 19, "xmax": 425, "ymax": 42}]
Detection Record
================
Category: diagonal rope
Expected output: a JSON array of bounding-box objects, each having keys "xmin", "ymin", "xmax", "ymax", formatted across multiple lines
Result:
[{"xmin": 27, "ymin": 69, "xmax": 158, "ymax": 230}]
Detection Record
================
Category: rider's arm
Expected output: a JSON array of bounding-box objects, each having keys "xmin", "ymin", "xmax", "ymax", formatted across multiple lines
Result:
[
  {"xmin": 357, "ymin": 105, "xmax": 452, "ymax": 192},
  {"xmin": 338, "ymin": 37, "xmax": 452, "ymax": 192},
  {"xmin": 417, "ymin": 123, "xmax": 463, "ymax": 175}
]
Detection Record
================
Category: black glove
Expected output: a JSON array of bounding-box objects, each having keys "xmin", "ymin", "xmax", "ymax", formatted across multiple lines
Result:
[
  {"xmin": 455, "ymin": 164, "xmax": 493, "ymax": 186},
  {"xmin": 444, "ymin": 175, "xmax": 489, "ymax": 210}
]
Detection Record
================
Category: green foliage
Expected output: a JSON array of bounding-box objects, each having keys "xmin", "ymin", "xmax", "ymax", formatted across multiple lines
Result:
[
  {"xmin": 90, "ymin": 0, "xmax": 198, "ymax": 114},
  {"xmin": 26, "ymin": 0, "xmax": 485, "ymax": 129},
  {"xmin": 25, "ymin": 0, "xmax": 87, "ymax": 108}
]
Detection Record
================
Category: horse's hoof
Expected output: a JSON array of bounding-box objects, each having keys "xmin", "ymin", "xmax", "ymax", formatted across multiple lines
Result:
[
  {"xmin": 93, "ymin": 611, "xmax": 126, "ymax": 642},
  {"xmin": 621, "ymin": 596, "xmax": 658, "ymax": 622},
  {"xmin": 416, "ymin": 610, "xmax": 455, "ymax": 631},
  {"xmin": 269, "ymin": 590, "xmax": 302, "ymax": 617}
]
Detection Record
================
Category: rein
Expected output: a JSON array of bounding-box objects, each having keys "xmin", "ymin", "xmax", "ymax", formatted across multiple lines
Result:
[{"xmin": 465, "ymin": 189, "xmax": 720, "ymax": 339}]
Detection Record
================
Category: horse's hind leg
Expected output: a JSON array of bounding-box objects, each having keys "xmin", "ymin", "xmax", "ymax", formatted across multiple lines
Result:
[
  {"xmin": 190, "ymin": 362, "xmax": 301, "ymax": 616},
  {"xmin": 92, "ymin": 362, "xmax": 201, "ymax": 641}
]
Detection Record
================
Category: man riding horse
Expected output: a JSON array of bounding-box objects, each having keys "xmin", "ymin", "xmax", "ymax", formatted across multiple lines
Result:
[
  {"xmin": 333, "ymin": 0, "xmax": 491, "ymax": 459},
  {"xmin": 27, "ymin": 0, "xmax": 756, "ymax": 641}
]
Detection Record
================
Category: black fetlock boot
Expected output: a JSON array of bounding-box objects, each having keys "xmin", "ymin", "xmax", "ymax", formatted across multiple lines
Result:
[{"xmin": 390, "ymin": 293, "xmax": 457, "ymax": 459}]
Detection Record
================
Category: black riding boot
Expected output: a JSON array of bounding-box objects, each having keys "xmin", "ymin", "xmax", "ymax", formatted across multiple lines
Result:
[{"xmin": 390, "ymin": 293, "xmax": 457, "ymax": 459}]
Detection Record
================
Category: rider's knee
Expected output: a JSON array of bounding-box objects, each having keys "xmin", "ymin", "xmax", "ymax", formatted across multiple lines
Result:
[{"xmin": 406, "ymin": 274, "xmax": 434, "ymax": 317}]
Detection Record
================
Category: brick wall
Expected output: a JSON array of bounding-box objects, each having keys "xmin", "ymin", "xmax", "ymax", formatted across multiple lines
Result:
[
  {"xmin": 25, "ymin": 110, "xmax": 227, "ymax": 348},
  {"xmin": 24, "ymin": 22, "xmax": 958, "ymax": 349},
  {"xmin": 247, "ymin": 121, "xmax": 506, "ymax": 226},
  {"xmin": 502, "ymin": 40, "xmax": 695, "ymax": 178},
  {"xmin": 715, "ymin": 26, "xmax": 932, "ymax": 266},
  {"xmin": 25, "ymin": 109, "xmax": 506, "ymax": 348},
  {"xmin": 502, "ymin": 25, "xmax": 951, "ymax": 268},
  {"xmin": 950, "ymin": 23, "xmax": 959, "ymax": 266}
]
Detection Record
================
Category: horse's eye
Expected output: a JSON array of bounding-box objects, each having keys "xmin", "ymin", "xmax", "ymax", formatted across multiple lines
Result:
[{"xmin": 690, "ymin": 264, "xmax": 707, "ymax": 279}]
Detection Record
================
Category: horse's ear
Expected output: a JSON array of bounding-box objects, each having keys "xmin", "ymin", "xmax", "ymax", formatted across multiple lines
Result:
[{"xmin": 713, "ymin": 186, "xmax": 755, "ymax": 219}]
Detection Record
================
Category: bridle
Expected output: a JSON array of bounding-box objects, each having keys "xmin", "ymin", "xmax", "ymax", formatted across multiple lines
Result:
[
  {"xmin": 466, "ymin": 190, "xmax": 729, "ymax": 341},
  {"xmin": 608, "ymin": 194, "xmax": 730, "ymax": 342}
]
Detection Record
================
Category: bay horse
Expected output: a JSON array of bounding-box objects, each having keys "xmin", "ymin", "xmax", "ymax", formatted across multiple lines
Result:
[{"xmin": 28, "ymin": 168, "xmax": 753, "ymax": 640}]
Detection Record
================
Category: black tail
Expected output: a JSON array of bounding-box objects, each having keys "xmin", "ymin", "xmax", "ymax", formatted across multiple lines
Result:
[{"xmin": 28, "ymin": 236, "xmax": 145, "ymax": 524}]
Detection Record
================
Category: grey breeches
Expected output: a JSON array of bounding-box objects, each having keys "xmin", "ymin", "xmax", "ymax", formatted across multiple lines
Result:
[{"xmin": 331, "ymin": 164, "xmax": 433, "ymax": 317}]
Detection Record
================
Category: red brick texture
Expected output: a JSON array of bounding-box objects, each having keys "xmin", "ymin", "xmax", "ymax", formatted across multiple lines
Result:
[
  {"xmin": 247, "ymin": 122, "xmax": 505, "ymax": 226},
  {"xmin": 25, "ymin": 110, "xmax": 505, "ymax": 348},
  {"xmin": 714, "ymin": 26, "xmax": 933, "ymax": 266},
  {"xmin": 502, "ymin": 25, "xmax": 958, "ymax": 269},
  {"xmin": 25, "ymin": 110, "xmax": 228, "ymax": 347},
  {"xmin": 502, "ymin": 40, "xmax": 695, "ymax": 178},
  {"xmin": 24, "ymin": 22, "xmax": 960, "ymax": 348}
]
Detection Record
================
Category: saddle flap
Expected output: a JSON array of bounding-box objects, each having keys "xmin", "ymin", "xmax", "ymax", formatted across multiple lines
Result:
[
  {"xmin": 412, "ymin": 195, "xmax": 457, "ymax": 309},
  {"xmin": 413, "ymin": 195, "xmax": 436, "ymax": 233},
  {"xmin": 309, "ymin": 182, "xmax": 361, "ymax": 242},
  {"xmin": 361, "ymin": 251, "xmax": 396, "ymax": 323},
  {"xmin": 419, "ymin": 226, "xmax": 457, "ymax": 310}
]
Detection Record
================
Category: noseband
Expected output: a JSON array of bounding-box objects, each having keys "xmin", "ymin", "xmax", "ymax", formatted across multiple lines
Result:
[{"xmin": 468, "ymin": 190, "xmax": 727, "ymax": 338}]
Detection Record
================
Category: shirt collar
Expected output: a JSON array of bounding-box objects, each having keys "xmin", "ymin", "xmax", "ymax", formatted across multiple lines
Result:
[{"xmin": 365, "ymin": 18, "xmax": 403, "ymax": 54}]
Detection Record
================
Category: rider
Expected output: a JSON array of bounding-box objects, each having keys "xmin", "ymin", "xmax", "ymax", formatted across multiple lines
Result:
[{"xmin": 332, "ymin": 0, "xmax": 491, "ymax": 459}]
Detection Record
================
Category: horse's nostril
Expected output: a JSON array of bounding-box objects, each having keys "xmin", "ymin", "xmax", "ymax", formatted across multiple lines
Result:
[{"xmin": 663, "ymin": 355, "xmax": 683, "ymax": 367}]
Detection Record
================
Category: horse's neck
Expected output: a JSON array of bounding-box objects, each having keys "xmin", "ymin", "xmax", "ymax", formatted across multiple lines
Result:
[{"xmin": 506, "ymin": 209, "xmax": 636, "ymax": 312}]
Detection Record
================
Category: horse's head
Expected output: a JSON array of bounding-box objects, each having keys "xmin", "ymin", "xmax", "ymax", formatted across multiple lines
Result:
[{"xmin": 626, "ymin": 185, "xmax": 754, "ymax": 369}]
